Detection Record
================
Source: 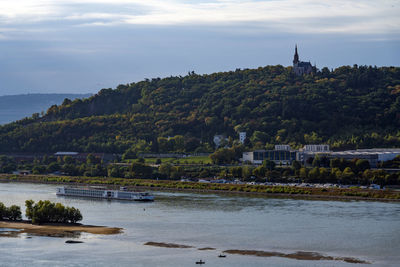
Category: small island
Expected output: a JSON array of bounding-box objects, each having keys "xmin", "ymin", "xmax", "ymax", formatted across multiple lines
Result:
[{"xmin": 0, "ymin": 200, "xmax": 122, "ymax": 238}]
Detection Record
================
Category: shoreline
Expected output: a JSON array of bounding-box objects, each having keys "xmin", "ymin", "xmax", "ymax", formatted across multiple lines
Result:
[
  {"xmin": 1, "ymin": 175, "xmax": 399, "ymax": 202},
  {"xmin": 0, "ymin": 220, "xmax": 122, "ymax": 237}
]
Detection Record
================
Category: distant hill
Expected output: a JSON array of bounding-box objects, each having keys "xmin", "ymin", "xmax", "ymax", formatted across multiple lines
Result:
[
  {"xmin": 0, "ymin": 93, "xmax": 92, "ymax": 125},
  {"xmin": 0, "ymin": 65, "xmax": 399, "ymax": 154}
]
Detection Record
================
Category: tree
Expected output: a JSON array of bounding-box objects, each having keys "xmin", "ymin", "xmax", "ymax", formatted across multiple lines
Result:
[
  {"xmin": 230, "ymin": 166, "xmax": 242, "ymax": 178},
  {"xmin": 308, "ymin": 167, "xmax": 320, "ymax": 182},
  {"xmin": 209, "ymin": 148, "xmax": 236, "ymax": 165},
  {"xmin": 299, "ymin": 167, "xmax": 308, "ymax": 180},
  {"xmin": 331, "ymin": 168, "xmax": 342, "ymax": 182},
  {"xmin": 312, "ymin": 155, "xmax": 321, "ymax": 167},
  {"xmin": 0, "ymin": 203, "xmax": 21, "ymax": 221},
  {"xmin": 252, "ymin": 166, "xmax": 266, "ymax": 178},
  {"xmin": 341, "ymin": 167, "xmax": 355, "ymax": 184},
  {"xmin": 0, "ymin": 202, "xmax": 6, "ymax": 219},
  {"xmin": 7, "ymin": 205, "xmax": 22, "ymax": 220},
  {"xmin": 47, "ymin": 162, "xmax": 60, "ymax": 173},
  {"xmin": 355, "ymin": 159, "xmax": 370, "ymax": 173},
  {"xmin": 25, "ymin": 200, "xmax": 82, "ymax": 224},
  {"xmin": 129, "ymin": 162, "xmax": 153, "ymax": 178},
  {"xmin": 159, "ymin": 163, "xmax": 172, "ymax": 177},
  {"xmin": 262, "ymin": 160, "xmax": 275, "ymax": 170},
  {"xmin": 319, "ymin": 167, "xmax": 329, "ymax": 183},
  {"xmin": 170, "ymin": 166, "xmax": 184, "ymax": 180},
  {"xmin": 86, "ymin": 153, "xmax": 96, "ymax": 165},
  {"xmin": 108, "ymin": 166, "xmax": 122, "ymax": 178},
  {"xmin": 32, "ymin": 165, "xmax": 46, "ymax": 174},
  {"xmin": 291, "ymin": 160, "xmax": 301, "ymax": 171},
  {"xmin": 63, "ymin": 156, "xmax": 74, "ymax": 164},
  {"xmin": 242, "ymin": 166, "xmax": 254, "ymax": 180}
]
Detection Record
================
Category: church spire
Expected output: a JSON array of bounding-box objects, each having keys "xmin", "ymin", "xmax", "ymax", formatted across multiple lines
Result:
[{"xmin": 293, "ymin": 44, "xmax": 299, "ymax": 64}]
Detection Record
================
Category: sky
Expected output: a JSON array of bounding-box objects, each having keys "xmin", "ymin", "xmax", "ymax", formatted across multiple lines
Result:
[{"xmin": 0, "ymin": 0, "xmax": 399, "ymax": 95}]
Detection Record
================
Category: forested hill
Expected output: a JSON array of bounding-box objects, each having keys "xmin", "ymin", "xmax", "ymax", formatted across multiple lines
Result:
[{"xmin": 0, "ymin": 65, "xmax": 399, "ymax": 154}]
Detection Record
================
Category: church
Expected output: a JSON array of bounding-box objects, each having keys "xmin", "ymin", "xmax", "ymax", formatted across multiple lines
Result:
[{"xmin": 292, "ymin": 45, "xmax": 313, "ymax": 75}]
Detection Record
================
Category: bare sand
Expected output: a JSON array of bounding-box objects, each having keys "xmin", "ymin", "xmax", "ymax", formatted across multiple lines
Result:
[
  {"xmin": 144, "ymin": 241, "xmax": 193, "ymax": 248},
  {"xmin": 223, "ymin": 249, "xmax": 370, "ymax": 264},
  {"xmin": 0, "ymin": 221, "xmax": 122, "ymax": 238},
  {"xmin": 142, "ymin": 241, "xmax": 369, "ymax": 264},
  {"xmin": 198, "ymin": 247, "xmax": 216, "ymax": 250}
]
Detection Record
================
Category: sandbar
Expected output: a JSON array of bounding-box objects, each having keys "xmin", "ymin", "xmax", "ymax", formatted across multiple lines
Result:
[
  {"xmin": 0, "ymin": 221, "xmax": 122, "ymax": 238},
  {"xmin": 223, "ymin": 249, "xmax": 370, "ymax": 264},
  {"xmin": 198, "ymin": 247, "xmax": 216, "ymax": 250},
  {"xmin": 144, "ymin": 241, "xmax": 193, "ymax": 248}
]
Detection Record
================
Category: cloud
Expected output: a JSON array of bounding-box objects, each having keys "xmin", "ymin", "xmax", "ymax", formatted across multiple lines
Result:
[{"xmin": 0, "ymin": 0, "xmax": 398, "ymax": 37}]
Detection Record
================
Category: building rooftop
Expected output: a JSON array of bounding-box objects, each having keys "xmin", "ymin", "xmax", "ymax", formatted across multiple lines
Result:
[
  {"xmin": 331, "ymin": 148, "xmax": 400, "ymax": 155},
  {"xmin": 54, "ymin": 152, "xmax": 79, "ymax": 155}
]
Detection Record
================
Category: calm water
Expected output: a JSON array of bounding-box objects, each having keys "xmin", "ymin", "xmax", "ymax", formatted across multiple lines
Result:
[{"xmin": 0, "ymin": 182, "xmax": 399, "ymax": 266}]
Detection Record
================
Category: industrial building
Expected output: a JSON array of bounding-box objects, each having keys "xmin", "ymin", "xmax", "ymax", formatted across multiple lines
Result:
[
  {"xmin": 243, "ymin": 145, "xmax": 297, "ymax": 165},
  {"xmin": 328, "ymin": 148, "xmax": 400, "ymax": 168},
  {"xmin": 243, "ymin": 145, "xmax": 400, "ymax": 167}
]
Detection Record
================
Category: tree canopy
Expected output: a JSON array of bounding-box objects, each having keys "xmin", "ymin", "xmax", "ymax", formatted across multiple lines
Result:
[{"xmin": 0, "ymin": 65, "xmax": 399, "ymax": 153}]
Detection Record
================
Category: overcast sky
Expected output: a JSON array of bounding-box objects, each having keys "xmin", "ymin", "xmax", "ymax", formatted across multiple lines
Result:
[{"xmin": 0, "ymin": 0, "xmax": 399, "ymax": 95}]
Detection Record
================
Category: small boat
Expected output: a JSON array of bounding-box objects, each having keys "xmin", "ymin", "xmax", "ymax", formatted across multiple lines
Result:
[
  {"xmin": 195, "ymin": 260, "xmax": 205, "ymax": 264},
  {"xmin": 218, "ymin": 254, "xmax": 226, "ymax": 258}
]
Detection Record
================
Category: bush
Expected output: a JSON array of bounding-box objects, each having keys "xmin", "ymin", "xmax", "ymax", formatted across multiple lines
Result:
[
  {"xmin": 7, "ymin": 205, "xmax": 22, "ymax": 220},
  {"xmin": 25, "ymin": 200, "xmax": 82, "ymax": 224},
  {"xmin": 0, "ymin": 202, "xmax": 22, "ymax": 221}
]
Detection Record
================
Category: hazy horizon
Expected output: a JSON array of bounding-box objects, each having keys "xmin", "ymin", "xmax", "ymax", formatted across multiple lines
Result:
[{"xmin": 1, "ymin": 0, "xmax": 399, "ymax": 95}]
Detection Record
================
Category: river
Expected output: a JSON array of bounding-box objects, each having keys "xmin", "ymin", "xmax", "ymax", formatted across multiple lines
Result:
[{"xmin": 0, "ymin": 182, "xmax": 399, "ymax": 266}]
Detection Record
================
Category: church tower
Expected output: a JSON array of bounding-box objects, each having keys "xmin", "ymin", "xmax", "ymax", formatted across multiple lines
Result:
[
  {"xmin": 292, "ymin": 45, "xmax": 312, "ymax": 76},
  {"xmin": 293, "ymin": 45, "xmax": 299, "ymax": 64}
]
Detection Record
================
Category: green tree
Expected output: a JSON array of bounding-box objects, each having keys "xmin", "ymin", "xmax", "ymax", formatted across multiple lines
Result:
[
  {"xmin": 312, "ymin": 155, "xmax": 321, "ymax": 167},
  {"xmin": 7, "ymin": 205, "xmax": 22, "ymax": 220},
  {"xmin": 25, "ymin": 200, "xmax": 82, "ymax": 224},
  {"xmin": 86, "ymin": 153, "xmax": 96, "ymax": 165},
  {"xmin": 0, "ymin": 202, "xmax": 6, "ymax": 219},
  {"xmin": 299, "ymin": 167, "xmax": 308, "ymax": 180},
  {"xmin": 262, "ymin": 160, "xmax": 276, "ymax": 170},
  {"xmin": 341, "ymin": 167, "xmax": 355, "ymax": 184},
  {"xmin": 46, "ymin": 162, "xmax": 60, "ymax": 173},
  {"xmin": 230, "ymin": 166, "xmax": 242, "ymax": 178},
  {"xmin": 63, "ymin": 156, "xmax": 74, "ymax": 164},
  {"xmin": 252, "ymin": 166, "xmax": 266, "ymax": 178},
  {"xmin": 308, "ymin": 167, "xmax": 320, "ymax": 182},
  {"xmin": 291, "ymin": 160, "xmax": 301, "ymax": 171},
  {"xmin": 355, "ymin": 159, "xmax": 370, "ymax": 173}
]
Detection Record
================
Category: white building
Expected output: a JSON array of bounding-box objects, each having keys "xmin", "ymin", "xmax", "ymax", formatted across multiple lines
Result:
[
  {"xmin": 275, "ymin": 145, "xmax": 291, "ymax": 151},
  {"xmin": 329, "ymin": 148, "xmax": 400, "ymax": 167},
  {"xmin": 302, "ymin": 145, "xmax": 330, "ymax": 152},
  {"xmin": 213, "ymin": 135, "xmax": 228, "ymax": 148},
  {"xmin": 242, "ymin": 152, "xmax": 253, "ymax": 163},
  {"xmin": 239, "ymin": 132, "xmax": 246, "ymax": 144}
]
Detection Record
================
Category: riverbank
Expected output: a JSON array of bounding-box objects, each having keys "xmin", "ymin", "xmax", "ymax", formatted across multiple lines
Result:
[
  {"xmin": 0, "ymin": 220, "xmax": 122, "ymax": 237},
  {"xmin": 1, "ymin": 174, "xmax": 399, "ymax": 202}
]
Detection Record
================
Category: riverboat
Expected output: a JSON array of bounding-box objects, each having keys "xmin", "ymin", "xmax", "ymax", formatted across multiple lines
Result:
[{"xmin": 56, "ymin": 186, "xmax": 154, "ymax": 201}]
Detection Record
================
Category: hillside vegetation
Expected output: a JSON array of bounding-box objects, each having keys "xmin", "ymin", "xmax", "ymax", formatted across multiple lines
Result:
[{"xmin": 0, "ymin": 65, "xmax": 399, "ymax": 154}]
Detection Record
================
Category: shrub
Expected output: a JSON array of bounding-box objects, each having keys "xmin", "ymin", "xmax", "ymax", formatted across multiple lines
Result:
[
  {"xmin": 0, "ymin": 202, "xmax": 22, "ymax": 221},
  {"xmin": 25, "ymin": 200, "xmax": 82, "ymax": 224}
]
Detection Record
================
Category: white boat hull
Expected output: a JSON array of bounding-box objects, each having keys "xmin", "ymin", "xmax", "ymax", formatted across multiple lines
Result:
[{"xmin": 56, "ymin": 187, "xmax": 154, "ymax": 201}]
